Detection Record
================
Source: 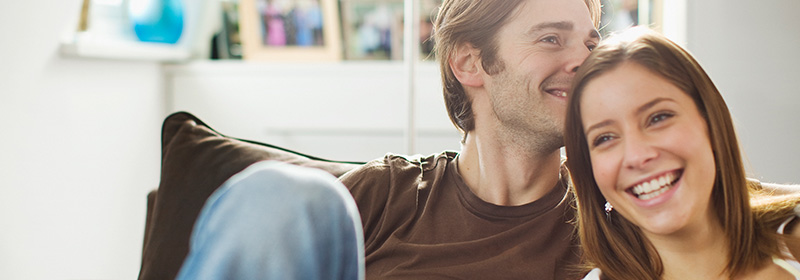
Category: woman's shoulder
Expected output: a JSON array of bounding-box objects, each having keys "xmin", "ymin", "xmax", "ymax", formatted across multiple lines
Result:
[
  {"xmin": 776, "ymin": 215, "xmax": 800, "ymax": 279},
  {"xmin": 582, "ymin": 268, "xmax": 602, "ymax": 280},
  {"xmin": 773, "ymin": 257, "xmax": 800, "ymax": 279}
]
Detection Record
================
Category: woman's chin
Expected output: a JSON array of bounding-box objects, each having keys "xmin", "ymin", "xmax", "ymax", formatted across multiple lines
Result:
[{"xmin": 636, "ymin": 214, "xmax": 691, "ymax": 237}]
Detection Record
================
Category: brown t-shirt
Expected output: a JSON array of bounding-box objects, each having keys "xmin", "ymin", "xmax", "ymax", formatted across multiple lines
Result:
[{"xmin": 339, "ymin": 151, "xmax": 582, "ymax": 279}]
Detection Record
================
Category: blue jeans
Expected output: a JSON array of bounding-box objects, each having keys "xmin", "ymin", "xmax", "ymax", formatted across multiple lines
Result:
[{"xmin": 176, "ymin": 161, "xmax": 365, "ymax": 280}]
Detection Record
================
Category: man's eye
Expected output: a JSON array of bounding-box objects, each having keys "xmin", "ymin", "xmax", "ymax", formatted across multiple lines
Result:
[{"xmin": 540, "ymin": 36, "xmax": 558, "ymax": 44}]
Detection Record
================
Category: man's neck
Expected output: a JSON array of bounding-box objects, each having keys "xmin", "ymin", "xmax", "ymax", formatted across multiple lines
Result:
[{"xmin": 457, "ymin": 131, "xmax": 562, "ymax": 206}]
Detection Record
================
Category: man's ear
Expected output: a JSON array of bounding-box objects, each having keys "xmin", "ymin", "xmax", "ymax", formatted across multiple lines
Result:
[{"xmin": 449, "ymin": 43, "xmax": 484, "ymax": 87}]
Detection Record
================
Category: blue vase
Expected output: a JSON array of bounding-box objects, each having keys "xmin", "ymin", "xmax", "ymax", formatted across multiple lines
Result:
[{"xmin": 129, "ymin": 0, "xmax": 184, "ymax": 44}]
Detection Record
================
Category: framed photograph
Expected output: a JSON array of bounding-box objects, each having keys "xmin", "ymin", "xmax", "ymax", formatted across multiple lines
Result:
[
  {"xmin": 213, "ymin": 1, "xmax": 243, "ymax": 59},
  {"xmin": 340, "ymin": 0, "xmax": 440, "ymax": 60},
  {"xmin": 239, "ymin": 0, "xmax": 342, "ymax": 61},
  {"xmin": 599, "ymin": 0, "xmax": 663, "ymax": 37},
  {"xmin": 341, "ymin": 0, "xmax": 403, "ymax": 60}
]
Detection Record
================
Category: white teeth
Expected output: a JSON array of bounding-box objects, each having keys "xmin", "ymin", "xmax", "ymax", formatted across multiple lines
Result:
[
  {"xmin": 630, "ymin": 172, "xmax": 677, "ymax": 200},
  {"xmin": 638, "ymin": 187, "xmax": 669, "ymax": 200}
]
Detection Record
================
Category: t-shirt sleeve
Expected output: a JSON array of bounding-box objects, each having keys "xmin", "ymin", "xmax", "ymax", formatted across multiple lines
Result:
[{"xmin": 339, "ymin": 157, "xmax": 393, "ymax": 245}]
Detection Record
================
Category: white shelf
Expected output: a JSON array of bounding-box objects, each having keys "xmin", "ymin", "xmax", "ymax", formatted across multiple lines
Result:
[
  {"xmin": 162, "ymin": 60, "xmax": 439, "ymax": 75},
  {"xmin": 59, "ymin": 32, "xmax": 192, "ymax": 62}
]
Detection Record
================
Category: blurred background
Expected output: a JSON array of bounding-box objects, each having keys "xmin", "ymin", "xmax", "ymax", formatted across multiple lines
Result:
[{"xmin": 0, "ymin": 0, "xmax": 797, "ymax": 278}]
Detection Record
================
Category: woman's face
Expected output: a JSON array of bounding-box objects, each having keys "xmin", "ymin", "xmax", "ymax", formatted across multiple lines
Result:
[{"xmin": 580, "ymin": 62, "xmax": 717, "ymax": 237}]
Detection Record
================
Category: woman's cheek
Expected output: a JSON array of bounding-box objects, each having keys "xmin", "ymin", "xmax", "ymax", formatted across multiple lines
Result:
[{"xmin": 591, "ymin": 155, "xmax": 616, "ymax": 190}]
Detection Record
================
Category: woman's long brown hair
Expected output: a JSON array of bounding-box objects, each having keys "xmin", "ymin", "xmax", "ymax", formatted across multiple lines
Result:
[{"xmin": 564, "ymin": 27, "xmax": 800, "ymax": 279}]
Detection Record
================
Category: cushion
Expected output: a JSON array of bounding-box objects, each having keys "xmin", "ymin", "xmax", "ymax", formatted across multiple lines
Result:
[{"xmin": 138, "ymin": 111, "xmax": 365, "ymax": 280}]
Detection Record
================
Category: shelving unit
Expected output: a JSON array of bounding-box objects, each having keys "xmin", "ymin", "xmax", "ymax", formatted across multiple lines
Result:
[
  {"xmin": 61, "ymin": 0, "xmax": 446, "ymax": 159},
  {"xmin": 60, "ymin": 0, "xmax": 197, "ymax": 62},
  {"xmin": 59, "ymin": 34, "xmax": 192, "ymax": 62}
]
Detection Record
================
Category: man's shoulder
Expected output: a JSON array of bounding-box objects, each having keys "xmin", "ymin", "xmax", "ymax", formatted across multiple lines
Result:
[
  {"xmin": 339, "ymin": 151, "xmax": 457, "ymax": 185},
  {"xmin": 353, "ymin": 151, "xmax": 456, "ymax": 172}
]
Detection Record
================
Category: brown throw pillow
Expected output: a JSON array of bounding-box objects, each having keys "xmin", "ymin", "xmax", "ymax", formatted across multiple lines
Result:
[{"xmin": 138, "ymin": 112, "xmax": 364, "ymax": 280}]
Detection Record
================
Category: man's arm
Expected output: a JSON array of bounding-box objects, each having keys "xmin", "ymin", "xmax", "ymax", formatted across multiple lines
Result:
[
  {"xmin": 747, "ymin": 177, "xmax": 800, "ymax": 195},
  {"xmin": 338, "ymin": 157, "xmax": 394, "ymax": 247},
  {"xmin": 761, "ymin": 182, "xmax": 800, "ymax": 195}
]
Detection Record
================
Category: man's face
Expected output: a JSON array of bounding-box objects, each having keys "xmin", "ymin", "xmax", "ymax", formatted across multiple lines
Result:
[{"xmin": 481, "ymin": 0, "xmax": 598, "ymax": 152}]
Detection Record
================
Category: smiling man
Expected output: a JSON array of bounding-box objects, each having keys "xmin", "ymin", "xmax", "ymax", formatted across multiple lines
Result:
[
  {"xmin": 340, "ymin": 0, "xmax": 600, "ymax": 278},
  {"xmin": 177, "ymin": 0, "xmax": 603, "ymax": 279}
]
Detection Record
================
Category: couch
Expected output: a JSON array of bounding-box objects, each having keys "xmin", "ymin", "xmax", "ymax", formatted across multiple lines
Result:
[{"xmin": 138, "ymin": 112, "xmax": 366, "ymax": 280}]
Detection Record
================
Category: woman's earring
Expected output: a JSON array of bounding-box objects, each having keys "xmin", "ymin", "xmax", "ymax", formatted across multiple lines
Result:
[{"xmin": 604, "ymin": 201, "xmax": 614, "ymax": 221}]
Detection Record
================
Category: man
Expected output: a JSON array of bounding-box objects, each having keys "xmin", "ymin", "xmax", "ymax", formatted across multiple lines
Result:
[
  {"xmin": 341, "ymin": 0, "xmax": 600, "ymax": 278},
  {"xmin": 176, "ymin": 0, "xmax": 800, "ymax": 278},
  {"xmin": 176, "ymin": 0, "xmax": 602, "ymax": 279}
]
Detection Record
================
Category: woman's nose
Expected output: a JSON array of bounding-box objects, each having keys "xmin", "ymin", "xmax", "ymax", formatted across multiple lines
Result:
[{"xmin": 622, "ymin": 133, "xmax": 658, "ymax": 170}]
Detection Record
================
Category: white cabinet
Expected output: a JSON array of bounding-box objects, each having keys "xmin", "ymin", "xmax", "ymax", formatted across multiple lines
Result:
[{"xmin": 164, "ymin": 60, "xmax": 462, "ymax": 162}]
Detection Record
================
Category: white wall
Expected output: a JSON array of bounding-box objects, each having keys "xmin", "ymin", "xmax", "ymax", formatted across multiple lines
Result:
[
  {"xmin": 166, "ymin": 61, "xmax": 461, "ymax": 163},
  {"xmin": 686, "ymin": 0, "xmax": 800, "ymax": 183},
  {"xmin": 0, "ymin": 0, "xmax": 165, "ymax": 279}
]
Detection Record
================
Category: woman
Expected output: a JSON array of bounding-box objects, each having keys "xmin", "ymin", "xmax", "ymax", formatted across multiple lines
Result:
[{"xmin": 564, "ymin": 27, "xmax": 800, "ymax": 279}]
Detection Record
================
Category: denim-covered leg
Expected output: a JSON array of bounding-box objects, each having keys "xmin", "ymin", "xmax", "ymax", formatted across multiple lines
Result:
[{"xmin": 176, "ymin": 161, "xmax": 364, "ymax": 280}]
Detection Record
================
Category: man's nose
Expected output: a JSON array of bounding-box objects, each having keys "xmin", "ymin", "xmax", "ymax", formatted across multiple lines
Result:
[{"xmin": 564, "ymin": 44, "xmax": 592, "ymax": 74}]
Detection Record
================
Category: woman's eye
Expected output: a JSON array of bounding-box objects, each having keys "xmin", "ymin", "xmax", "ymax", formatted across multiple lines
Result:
[
  {"xmin": 592, "ymin": 134, "xmax": 614, "ymax": 147},
  {"xmin": 587, "ymin": 43, "xmax": 596, "ymax": 51},
  {"xmin": 647, "ymin": 112, "xmax": 674, "ymax": 126}
]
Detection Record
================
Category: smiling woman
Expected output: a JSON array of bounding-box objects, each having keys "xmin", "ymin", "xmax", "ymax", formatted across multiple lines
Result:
[
  {"xmin": 580, "ymin": 61, "xmax": 717, "ymax": 236},
  {"xmin": 564, "ymin": 27, "xmax": 800, "ymax": 280}
]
